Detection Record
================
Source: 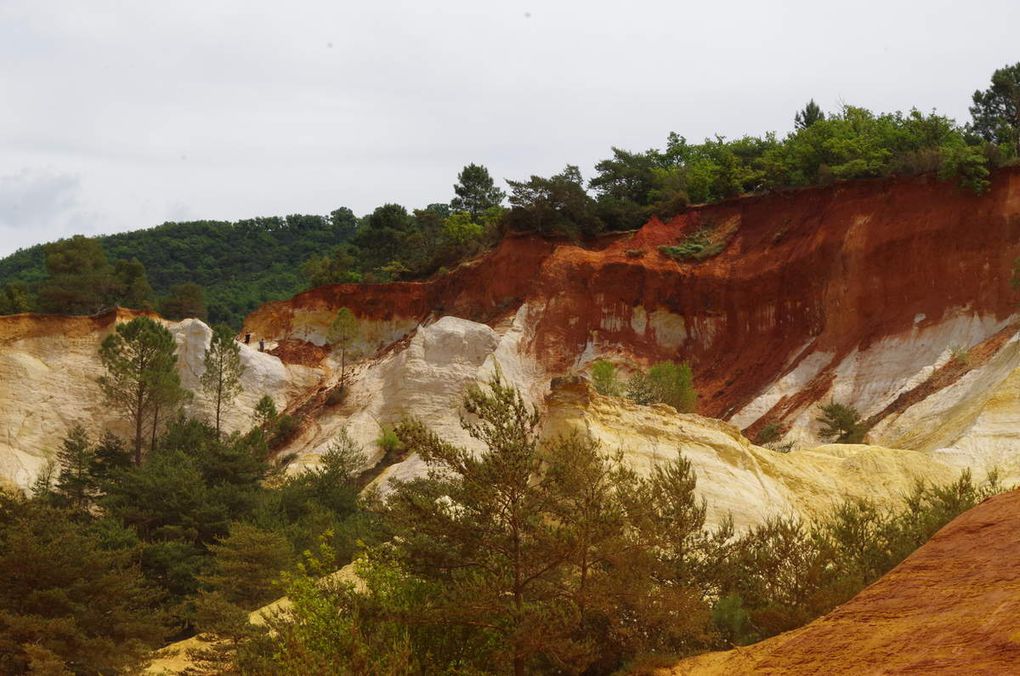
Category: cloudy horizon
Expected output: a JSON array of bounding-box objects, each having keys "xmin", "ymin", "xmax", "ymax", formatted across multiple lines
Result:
[{"xmin": 1, "ymin": 0, "xmax": 1018, "ymax": 256}]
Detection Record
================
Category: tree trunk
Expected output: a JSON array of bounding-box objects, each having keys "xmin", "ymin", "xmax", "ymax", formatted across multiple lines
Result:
[
  {"xmin": 215, "ymin": 377, "xmax": 222, "ymax": 437},
  {"xmin": 134, "ymin": 407, "xmax": 144, "ymax": 466},
  {"xmin": 150, "ymin": 401, "xmax": 160, "ymax": 453},
  {"xmin": 340, "ymin": 346, "xmax": 347, "ymax": 390},
  {"xmin": 512, "ymin": 514, "xmax": 524, "ymax": 676}
]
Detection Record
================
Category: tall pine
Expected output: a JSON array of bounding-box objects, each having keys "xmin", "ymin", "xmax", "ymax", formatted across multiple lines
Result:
[
  {"xmin": 201, "ymin": 324, "xmax": 244, "ymax": 436},
  {"xmin": 98, "ymin": 316, "xmax": 185, "ymax": 465}
]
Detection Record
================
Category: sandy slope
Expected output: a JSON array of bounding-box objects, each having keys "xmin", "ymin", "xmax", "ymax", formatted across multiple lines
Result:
[{"xmin": 667, "ymin": 490, "xmax": 1020, "ymax": 675}]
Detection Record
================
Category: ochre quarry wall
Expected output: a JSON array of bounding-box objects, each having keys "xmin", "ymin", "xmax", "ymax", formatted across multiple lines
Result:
[
  {"xmin": 244, "ymin": 168, "xmax": 1020, "ymax": 422},
  {"xmin": 0, "ymin": 310, "xmax": 322, "ymax": 489}
]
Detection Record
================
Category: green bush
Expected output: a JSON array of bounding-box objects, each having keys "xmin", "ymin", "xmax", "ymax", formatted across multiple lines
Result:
[
  {"xmin": 590, "ymin": 359, "xmax": 621, "ymax": 396},
  {"xmin": 272, "ymin": 414, "xmax": 300, "ymax": 447},
  {"xmin": 626, "ymin": 361, "xmax": 698, "ymax": 412},
  {"xmin": 376, "ymin": 426, "xmax": 403, "ymax": 458},
  {"xmin": 816, "ymin": 402, "xmax": 866, "ymax": 443},
  {"xmin": 755, "ymin": 421, "xmax": 784, "ymax": 445}
]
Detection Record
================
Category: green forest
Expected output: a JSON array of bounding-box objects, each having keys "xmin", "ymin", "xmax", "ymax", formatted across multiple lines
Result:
[{"xmin": 1, "ymin": 63, "xmax": 1018, "ymax": 327}]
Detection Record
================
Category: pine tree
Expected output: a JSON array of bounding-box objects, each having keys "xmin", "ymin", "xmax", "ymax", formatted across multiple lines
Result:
[
  {"xmin": 89, "ymin": 431, "xmax": 132, "ymax": 488},
  {"xmin": 54, "ymin": 423, "xmax": 95, "ymax": 512},
  {"xmin": 98, "ymin": 316, "xmax": 185, "ymax": 465},
  {"xmin": 451, "ymin": 163, "xmax": 506, "ymax": 219},
  {"xmin": 201, "ymin": 324, "xmax": 245, "ymax": 436},
  {"xmin": 0, "ymin": 500, "xmax": 168, "ymax": 673},
  {"xmin": 328, "ymin": 307, "xmax": 360, "ymax": 391},
  {"xmin": 794, "ymin": 99, "xmax": 825, "ymax": 130},
  {"xmin": 200, "ymin": 522, "xmax": 293, "ymax": 607}
]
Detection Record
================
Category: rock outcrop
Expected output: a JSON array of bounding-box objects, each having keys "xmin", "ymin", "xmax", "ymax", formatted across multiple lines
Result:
[
  {"xmin": 0, "ymin": 310, "xmax": 321, "ymax": 489},
  {"xmin": 543, "ymin": 379, "xmax": 956, "ymax": 529}
]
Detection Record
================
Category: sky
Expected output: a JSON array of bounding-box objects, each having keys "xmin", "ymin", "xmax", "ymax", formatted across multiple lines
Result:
[{"xmin": 1, "ymin": 0, "xmax": 1018, "ymax": 257}]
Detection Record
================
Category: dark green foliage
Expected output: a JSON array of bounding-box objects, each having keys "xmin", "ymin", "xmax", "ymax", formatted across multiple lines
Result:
[
  {"xmin": 301, "ymin": 244, "xmax": 362, "ymax": 287},
  {"xmin": 36, "ymin": 235, "xmax": 155, "ymax": 315},
  {"xmin": 451, "ymin": 163, "xmax": 505, "ymax": 219},
  {"xmin": 816, "ymin": 401, "xmax": 866, "ymax": 443},
  {"xmin": 0, "ymin": 281, "xmax": 32, "ymax": 314},
  {"xmin": 53, "ymin": 424, "xmax": 96, "ymax": 512},
  {"xmin": 754, "ymin": 421, "xmax": 784, "ymax": 446},
  {"xmin": 89, "ymin": 431, "xmax": 133, "ymax": 486},
  {"xmin": 200, "ymin": 522, "xmax": 293, "ymax": 608},
  {"xmin": 250, "ymin": 376, "xmax": 719, "ymax": 674},
  {"xmin": 587, "ymin": 103, "xmax": 999, "ymax": 232},
  {"xmin": 201, "ymin": 324, "xmax": 245, "ymax": 435},
  {"xmin": 505, "ymin": 164, "xmax": 604, "ymax": 238},
  {"xmin": 112, "ymin": 258, "xmax": 155, "ymax": 310},
  {"xmin": 352, "ymin": 203, "xmax": 416, "ymax": 274},
  {"xmin": 0, "ymin": 213, "xmax": 358, "ymax": 326},
  {"xmin": 159, "ymin": 281, "xmax": 207, "ymax": 321},
  {"xmin": 794, "ymin": 99, "xmax": 825, "ymax": 130},
  {"xmin": 969, "ymin": 62, "xmax": 1020, "ymax": 158},
  {"xmin": 0, "ymin": 496, "xmax": 168, "ymax": 674},
  {"xmin": 1, "ymin": 385, "xmax": 385, "ymax": 672},
  {"xmin": 98, "ymin": 316, "xmax": 185, "ymax": 465}
]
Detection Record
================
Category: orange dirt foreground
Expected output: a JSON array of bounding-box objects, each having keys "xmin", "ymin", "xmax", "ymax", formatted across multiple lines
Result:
[{"xmin": 667, "ymin": 490, "xmax": 1020, "ymax": 675}]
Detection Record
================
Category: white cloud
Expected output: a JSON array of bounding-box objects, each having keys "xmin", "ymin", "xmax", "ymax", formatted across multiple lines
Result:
[
  {"xmin": 0, "ymin": 169, "xmax": 82, "ymax": 252},
  {"xmin": 1, "ymin": 0, "xmax": 1019, "ymax": 256}
]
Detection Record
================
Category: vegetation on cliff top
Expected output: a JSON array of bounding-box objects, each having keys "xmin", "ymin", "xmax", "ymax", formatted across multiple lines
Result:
[{"xmin": 1, "ymin": 63, "xmax": 1018, "ymax": 325}]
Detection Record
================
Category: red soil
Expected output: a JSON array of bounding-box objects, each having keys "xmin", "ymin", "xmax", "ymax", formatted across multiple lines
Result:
[
  {"xmin": 244, "ymin": 168, "xmax": 1020, "ymax": 419},
  {"xmin": 0, "ymin": 307, "xmax": 155, "ymax": 344},
  {"xmin": 668, "ymin": 489, "xmax": 1020, "ymax": 675}
]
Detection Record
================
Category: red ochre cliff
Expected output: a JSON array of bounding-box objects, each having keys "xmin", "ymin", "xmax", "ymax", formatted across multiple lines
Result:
[{"xmin": 245, "ymin": 168, "xmax": 1020, "ymax": 428}]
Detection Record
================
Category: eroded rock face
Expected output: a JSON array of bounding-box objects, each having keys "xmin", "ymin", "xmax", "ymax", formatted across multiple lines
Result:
[
  {"xmin": 281, "ymin": 312, "xmax": 549, "ymax": 486},
  {"xmin": 0, "ymin": 310, "xmax": 321, "ymax": 489},
  {"xmin": 244, "ymin": 168, "xmax": 1020, "ymax": 440},
  {"xmin": 543, "ymin": 380, "xmax": 955, "ymax": 529}
]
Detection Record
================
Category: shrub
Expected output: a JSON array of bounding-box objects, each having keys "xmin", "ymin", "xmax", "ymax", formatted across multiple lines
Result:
[
  {"xmin": 272, "ymin": 414, "xmax": 299, "ymax": 446},
  {"xmin": 816, "ymin": 402, "xmax": 866, "ymax": 443},
  {"xmin": 626, "ymin": 361, "xmax": 698, "ymax": 412},
  {"xmin": 376, "ymin": 426, "xmax": 403, "ymax": 458},
  {"xmin": 949, "ymin": 345, "xmax": 971, "ymax": 367},
  {"xmin": 590, "ymin": 359, "xmax": 621, "ymax": 396},
  {"xmin": 659, "ymin": 231, "xmax": 725, "ymax": 262},
  {"xmin": 755, "ymin": 421, "xmax": 783, "ymax": 446}
]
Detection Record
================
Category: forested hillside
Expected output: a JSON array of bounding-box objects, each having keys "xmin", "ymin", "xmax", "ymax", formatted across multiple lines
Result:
[{"xmin": 0, "ymin": 213, "xmax": 356, "ymax": 326}]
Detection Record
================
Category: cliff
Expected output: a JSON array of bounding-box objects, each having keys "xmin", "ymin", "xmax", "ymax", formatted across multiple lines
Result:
[{"xmin": 245, "ymin": 169, "xmax": 1020, "ymax": 430}]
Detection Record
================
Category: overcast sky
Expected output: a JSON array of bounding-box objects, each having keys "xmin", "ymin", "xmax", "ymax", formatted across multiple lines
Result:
[{"xmin": 1, "ymin": 1, "xmax": 1018, "ymax": 256}]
